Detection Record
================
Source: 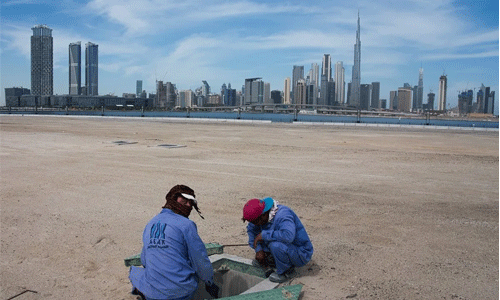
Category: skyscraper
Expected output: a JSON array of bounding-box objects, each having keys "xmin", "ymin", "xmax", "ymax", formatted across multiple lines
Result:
[
  {"xmin": 398, "ymin": 86, "xmax": 412, "ymax": 112},
  {"xmin": 334, "ymin": 61, "xmax": 345, "ymax": 105},
  {"xmin": 389, "ymin": 90, "xmax": 398, "ymax": 110},
  {"xmin": 31, "ymin": 25, "xmax": 53, "ymax": 96},
  {"xmin": 292, "ymin": 66, "xmax": 304, "ymax": 104},
  {"xmin": 416, "ymin": 67, "xmax": 424, "ymax": 110},
  {"xmin": 69, "ymin": 42, "xmax": 81, "ymax": 95},
  {"xmin": 371, "ymin": 82, "xmax": 380, "ymax": 109},
  {"xmin": 350, "ymin": 12, "xmax": 361, "ymax": 108},
  {"xmin": 202, "ymin": 80, "xmax": 210, "ymax": 96},
  {"xmin": 136, "ymin": 80, "xmax": 143, "ymax": 96},
  {"xmin": 283, "ymin": 77, "xmax": 291, "ymax": 104},
  {"xmin": 427, "ymin": 91, "xmax": 435, "ymax": 110},
  {"xmin": 360, "ymin": 84, "xmax": 371, "ymax": 110},
  {"xmin": 264, "ymin": 82, "xmax": 271, "ymax": 104},
  {"xmin": 308, "ymin": 63, "xmax": 319, "ymax": 105},
  {"xmin": 244, "ymin": 78, "xmax": 263, "ymax": 105},
  {"xmin": 320, "ymin": 54, "xmax": 332, "ymax": 106},
  {"xmin": 438, "ymin": 75, "xmax": 447, "ymax": 111},
  {"xmin": 85, "ymin": 42, "xmax": 98, "ymax": 96}
]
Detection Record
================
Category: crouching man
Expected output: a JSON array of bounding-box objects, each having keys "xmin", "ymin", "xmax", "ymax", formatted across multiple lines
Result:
[
  {"xmin": 129, "ymin": 185, "xmax": 219, "ymax": 299},
  {"xmin": 242, "ymin": 197, "xmax": 313, "ymax": 283}
]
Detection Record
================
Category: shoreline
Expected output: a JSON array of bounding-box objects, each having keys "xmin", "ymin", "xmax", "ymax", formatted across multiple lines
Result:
[{"xmin": 1, "ymin": 114, "xmax": 498, "ymax": 132}]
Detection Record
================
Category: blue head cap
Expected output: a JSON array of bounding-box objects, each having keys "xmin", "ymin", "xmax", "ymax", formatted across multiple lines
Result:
[{"xmin": 261, "ymin": 197, "xmax": 274, "ymax": 213}]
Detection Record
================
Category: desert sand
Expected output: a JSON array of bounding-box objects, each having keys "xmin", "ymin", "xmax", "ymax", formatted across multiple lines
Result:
[{"xmin": 1, "ymin": 115, "xmax": 498, "ymax": 300}]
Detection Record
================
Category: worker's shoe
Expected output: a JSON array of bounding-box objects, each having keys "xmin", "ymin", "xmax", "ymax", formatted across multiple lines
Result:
[{"xmin": 269, "ymin": 268, "xmax": 295, "ymax": 283}]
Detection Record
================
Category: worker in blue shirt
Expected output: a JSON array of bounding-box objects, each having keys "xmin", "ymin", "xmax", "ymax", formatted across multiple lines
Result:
[
  {"xmin": 242, "ymin": 197, "xmax": 314, "ymax": 283},
  {"xmin": 129, "ymin": 185, "xmax": 219, "ymax": 300}
]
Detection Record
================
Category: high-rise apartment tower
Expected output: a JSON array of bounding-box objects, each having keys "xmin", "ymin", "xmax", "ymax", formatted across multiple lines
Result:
[
  {"xmin": 69, "ymin": 42, "xmax": 81, "ymax": 95},
  {"xmin": 31, "ymin": 25, "xmax": 53, "ymax": 96},
  {"xmin": 85, "ymin": 42, "xmax": 98, "ymax": 96},
  {"xmin": 334, "ymin": 61, "xmax": 345, "ymax": 105}
]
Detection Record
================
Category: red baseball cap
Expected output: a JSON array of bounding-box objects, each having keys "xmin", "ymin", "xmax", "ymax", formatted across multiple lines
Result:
[{"xmin": 242, "ymin": 198, "xmax": 265, "ymax": 222}]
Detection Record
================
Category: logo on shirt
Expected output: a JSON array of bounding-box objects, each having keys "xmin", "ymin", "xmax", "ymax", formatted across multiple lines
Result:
[{"xmin": 148, "ymin": 221, "xmax": 168, "ymax": 248}]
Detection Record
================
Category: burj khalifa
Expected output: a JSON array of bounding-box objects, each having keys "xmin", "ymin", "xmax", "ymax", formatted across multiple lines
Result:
[{"xmin": 350, "ymin": 12, "xmax": 361, "ymax": 108}]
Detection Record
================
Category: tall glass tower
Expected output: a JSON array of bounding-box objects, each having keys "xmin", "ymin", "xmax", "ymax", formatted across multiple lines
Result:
[
  {"xmin": 31, "ymin": 25, "xmax": 53, "ymax": 96},
  {"xmin": 292, "ymin": 65, "xmax": 304, "ymax": 105},
  {"xmin": 85, "ymin": 42, "xmax": 98, "ymax": 96},
  {"xmin": 320, "ymin": 54, "xmax": 331, "ymax": 106},
  {"xmin": 69, "ymin": 42, "xmax": 81, "ymax": 95},
  {"xmin": 350, "ymin": 12, "xmax": 361, "ymax": 108},
  {"xmin": 334, "ymin": 61, "xmax": 345, "ymax": 104}
]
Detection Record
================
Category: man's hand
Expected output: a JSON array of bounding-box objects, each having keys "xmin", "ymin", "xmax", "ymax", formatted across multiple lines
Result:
[
  {"xmin": 253, "ymin": 233, "xmax": 263, "ymax": 248},
  {"xmin": 255, "ymin": 250, "xmax": 266, "ymax": 265},
  {"xmin": 205, "ymin": 282, "xmax": 219, "ymax": 298}
]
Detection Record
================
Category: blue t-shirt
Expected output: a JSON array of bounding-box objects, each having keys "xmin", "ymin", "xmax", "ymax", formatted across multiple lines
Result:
[{"xmin": 129, "ymin": 208, "xmax": 214, "ymax": 299}]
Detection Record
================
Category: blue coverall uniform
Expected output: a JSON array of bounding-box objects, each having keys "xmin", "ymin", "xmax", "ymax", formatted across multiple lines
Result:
[
  {"xmin": 247, "ymin": 205, "xmax": 314, "ymax": 275},
  {"xmin": 129, "ymin": 208, "xmax": 214, "ymax": 300}
]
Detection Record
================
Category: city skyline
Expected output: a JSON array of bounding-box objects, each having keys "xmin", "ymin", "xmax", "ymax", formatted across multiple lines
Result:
[{"xmin": 1, "ymin": 0, "xmax": 498, "ymax": 114}]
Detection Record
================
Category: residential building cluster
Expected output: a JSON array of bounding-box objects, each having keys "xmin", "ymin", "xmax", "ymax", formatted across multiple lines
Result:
[{"xmin": 3, "ymin": 21, "xmax": 496, "ymax": 115}]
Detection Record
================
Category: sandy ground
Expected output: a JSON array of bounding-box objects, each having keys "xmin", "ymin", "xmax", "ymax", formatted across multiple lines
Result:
[{"xmin": 1, "ymin": 115, "xmax": 498, "ymax": 300}]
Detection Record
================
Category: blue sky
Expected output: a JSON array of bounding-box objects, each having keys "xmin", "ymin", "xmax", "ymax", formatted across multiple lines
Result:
[{"xmin": 1, "ymin": 0, "xmax": 498, "ymax": 113}]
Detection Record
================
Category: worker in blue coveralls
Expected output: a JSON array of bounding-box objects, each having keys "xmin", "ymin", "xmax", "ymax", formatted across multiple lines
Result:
[
  {"xmin": 129, "ymin": 185, "xmax": 220, "ymax": 300},
  {"xmin": 242, "ymin": 197, "xmax": 314, "ymax": 283}
]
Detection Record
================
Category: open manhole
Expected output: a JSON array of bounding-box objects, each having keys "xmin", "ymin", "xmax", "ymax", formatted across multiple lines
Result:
[
  {"xmin": 113, "ymin": 140, "xmax": 138, "ymax": 145},
  {"xmin": 124, "ymin": 247, "xmax": 302, "ymax": 299},
  {"xmin": 157, "ymin": 144, "xmax": 186, "ymax": 148}
]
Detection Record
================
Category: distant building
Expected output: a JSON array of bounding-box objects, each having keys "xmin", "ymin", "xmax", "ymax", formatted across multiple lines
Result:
[
  {"xmin": 122, "ymin": 93, "xmax": 136, "ymax": 98},
  {"xmin": 244, "ymin": 78, "xmax": 263, "ymax": 105},
  {"xmin": 426, "ymin": 92, "xmax": 435, "ymax": 110},
  {"xmin": 438, "ymin": 75, "xmax": 447, "ymax": 111},
  {"xmin": 156, "ymin": 81, "xmax": 166, "ymax": 107},
  {"xmin": 283, "ymin": 77, "xmax": 291, "ymax": 104},
  {"xmin": 389, "ymin": 90, "xmax": 398, "ymax": 110},
  {"xmin": 308, "ymin": 63, "xmax": 320, "ymax": 105},
  {"xmin": 136, "ymin": 80, "xmax": 142, "ymax": 96},
  {"xmin": 271, "ymin": 90, "xmax": 281, "ymax": 104},
  {"xmin": 416, "ymin": 67, "xmax": 424, "ymax": 110},
  {"xmin": 222, "ymin": 83, "xmax": 236, "ymax": 106},
  {"xmin": 165, "ymin": 82, "xmax": 176, "ymax": 109},
  {"xmin": 5, "ymin": 87, "xmax": 31, "ymax": 106},
  {"xmin": 398, "ymin": 87, "xmax": 412, "ymax": 112},
  {"xmin": 207, "ymin": 94, "xmax": 222, "ymax": 106},
  {"xmin": 346, "ymin": 82, "xmax": 351, "ymax": 106},
  {"xmin": 334, "ymin": 61, "xmax": 345, "ymax": 105},
  {"xmin": 69, "ymin": 42, "xmax": 81, "ymax": 95},
  {"xmin": 264, "ymin": 82, "xmax": 271, "ymax": 104},
  {"xmin": 371, "ymin": 82, "xmax": 380, "ymax": 109},
  {"xmin": 31, "ymin": 25, "xmax": 53, "ymax": 96},
  {"xmin": 327, "ymin": 81, "xmax": 335, "ymax": 106},
  {"xmin": 178, "ymin": 90, "xmax": 195, "ymax": 107},
  {"xmin": 292, "ymin": 66, "xmax": 304, "ymax": 104},
  {"xmin": 320, "ymin": 54, "xmax": 331, "ymax": 106},
  {"xmin": 202, "ymin": 81, "xmax": 210, "ymax": 97},
  {"xmin": 360, "ymin": 84, "xmax": 371, "ymax": 110},
  {"xmin": 380, "ymin": 99, "xmax": 387, "ymax": 109},
  {"xmin": 458, "ymin": 90, "xmax": 473, "ymax": 116},
  {"xmin": 295, "ymin": 79, "xmax": 307, "ymax": 105},
  {"xmin": 350, "ymin": 12, "xmax": 361, "ymax": 108},
  {"xmin": 85, "ymin": 42, "xmax": 98, "ymax": 96},
  {"xmin": 478, "ymin": 84, "xmax": 495, "ymax": 114}
]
